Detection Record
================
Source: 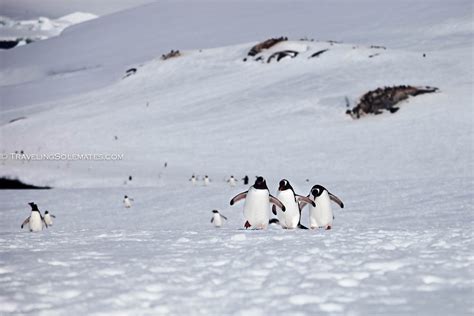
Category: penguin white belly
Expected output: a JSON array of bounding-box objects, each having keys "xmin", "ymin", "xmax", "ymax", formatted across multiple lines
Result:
[
  {"xmin": 44, "ymin": 214, "xmax": 53, "ymax": 226},
  {"xmin": 277, "ymin": 191, "xmax": 300, "ymax": 229},
  {"xmin": 243, "ymin": 189, "xmax": 270, "ymax": 229},
  {"xmin": 204, "ymin": 179, "xmax": 210, "ymax": 186},
  {"xmin": 213, "ymin": 214, "xmax": 223, "ymax": 227},
  {"xmin": 124, "ymin": 199, "xmax": 132, "ymax": 208},
  {"xmin": 310, "ymin": 192, "xmax": 333, "ymax": 228},
  {"xmin": 229, "ymin": 179, "xmax": 236, "ymax": 187},
  {"xmin": 29, "ymin": 212, "xmax": 43, "ymax": 232}
]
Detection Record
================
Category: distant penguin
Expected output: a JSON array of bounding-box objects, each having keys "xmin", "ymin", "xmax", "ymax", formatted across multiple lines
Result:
[
  {"xmin": 44, "ymin": 210, "xmax": 56, "ymax": 226},
  {"xmin": 128, "ymin": 175, "xmax": 133, "ymax": 181},
  {"xmin": 228, "ymin": 175, "xmax": 237, "ymax": 187},
  {"xmin": 203, "ymin": 175, "xmax": 210, "ymax": 186},
  {"xmin": 230, "ymin": 176, "xmax": 285, "ymax": 229},
  {"xmin": 190, "ymin": 174, "xmax": 197, "ymax": 185},
  {"xmin": 302, "ymin": 185, "xmax": 344, "ymax": 230},
  {"xmin": 211, "ymin": 210, "xmax": 228, "ymax": 227},
  {"xmin": 273, "ymin": 179, "xmax": 315, "ymax": 229},
  {"xmin": 21, "ymin": 202, "xmax": 47, "ymax": 232},
  {"xmin": 242, "ymin": 175, "xmax": 249, "ymax": 185},
  {"xmin": 123, "ymin": 195, "xmax": 133, "ymax": 208}
]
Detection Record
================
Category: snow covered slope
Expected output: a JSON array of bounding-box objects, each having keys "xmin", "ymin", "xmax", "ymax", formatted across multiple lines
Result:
[
  {"xmin": 0, "ymin": 0, "xmax": 472, "ymax": 315},
  {"xmin": 0, "ymin": 12, "xmax": 97, "ymax": 45}
]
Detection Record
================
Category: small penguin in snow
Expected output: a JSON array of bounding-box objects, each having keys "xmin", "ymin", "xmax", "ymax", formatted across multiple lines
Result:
[
  {"xmin": 21, "ymin": 202, "xmax": 47, "ymax": 232},
  {"xmin": 203, "ymin": 175, "xmax": 210, "ymax": 186},
  {"xmin": 230, "ymin": 176, "xmax": 285, "ymax": 229},
  {"xmin": 242, "ymin": 175, "xmax": 249, "ymax": 185},
  {"xmin": 190, "ymin": 174, "xmax": 197, "ymax": 185},
  {"xmin": 123, "ymin": 195, "xmax": 134, "ymax": 208},
  {"xmin": 300, "ymin": 185, "xmax": 344, "ymax": 230},
  {"xmin": 211, "ymin": 210, "xmax": 228, "ymax": 227},
  {"xmin": 44, "ymin": 210, "xmax": 56, "ymax": 226},
  {"xmin": 227, "ymin": 175, "xmax": 237, "ymax": 187},
  {"xmin": 273, "ymin": 179, "xmax": 315, "ymax": 229}
]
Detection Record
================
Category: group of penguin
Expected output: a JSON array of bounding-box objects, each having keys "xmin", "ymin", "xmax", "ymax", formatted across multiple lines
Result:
[
  {"xmin": 20, "ymin": 202, "xmax": 56, "ymax": 232},
  {"xmin": 212, "ymin": 176, "xmax": 344, "ymax": 230},
  {"xmin": 190, "ymin": 175, "xmax": 250, "ymax": 186}
]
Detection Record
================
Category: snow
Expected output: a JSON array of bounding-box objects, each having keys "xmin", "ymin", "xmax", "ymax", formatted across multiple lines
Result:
[
  {"xmin": 0, "ymin": 0, "xmax": 473, "ymax": 315},
  {"xmin": 0, "ymin": 12, "xmax": 98, "ymax": 45}
]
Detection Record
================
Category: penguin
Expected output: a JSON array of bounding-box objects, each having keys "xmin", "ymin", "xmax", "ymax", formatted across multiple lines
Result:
[
  {"xmin": 272, "ymin": 179, "xmax": 315, "ymax": 229},
  {"xmin": 123, "ymin": 195, "xmax": 133, "ymax": 208},
  {"xmin": 21, "ymin": 202, "xmax": 47, "ymax": 232},
  {"xmin": 189, "ymin": 174, "xmax": 197, "ymax": 185},
  {"xmin": 242, "ymin": 175, "xmax": 249, "ymax": 185},
  {"xmin": 203, "ymin": 175, "xmax": 210, "ymax": 186},
  {"xmin": 301, "ymin": 185, "xmax": 344, "ymax": 230},
  {"xmin": 210, "ymin": 210, "xmax": 228, "ymax": 227},
  {"xmin": 227, "ymin": 175, "xmax": 237, "ymax": 187},
  {"xmin": 230, "ymin": 176, "xmax": 285, "ymax": 229},
  {"xmin": 44, "ymin": 210, "xmax": 56, "ymax": 226}
]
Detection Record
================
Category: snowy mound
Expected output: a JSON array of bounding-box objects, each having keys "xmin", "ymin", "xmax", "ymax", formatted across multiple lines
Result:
[{"xmin": 0, "ymin": 11, "xmax": 97, "ymax": 48}]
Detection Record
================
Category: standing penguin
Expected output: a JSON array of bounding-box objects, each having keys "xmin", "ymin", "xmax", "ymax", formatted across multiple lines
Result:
[
  {"xmin": 242, "ymin": 175, "xmax": 249, "ymax": 185},
  {"xmin": 123, "ymin": 195, "xmax": 134, "ymax": 208},
  {"xmin": 44, "ymin": 210, "xmax": 56, "ymax": 226},
  {"xmin": 301, "ymin": 185, "xmax": 344, "ymax": 230},
  {"xmin": 21, "ymin": 202, "xmax": 47, "ymax": 232},
  {"xmin": 190, "ymin": 174, "xmax": 197, "ymax": 185},
  {"xmin": 230, "ymin": 176, "xmax": 285, "ymax": 229},
  {"xmin": 203, "ymin": 175, "xmax": 210, "ymax": 186},
  {"xmin": 273, "ymin": 179, "xmax": 315, "ymax": 229},
  {"xmin": 227, "ymin": 175, "xmax": 237, "ymax": 187},
  {"xmin": 210, "ymin": 210, "xmax": 228, "ymax": 227}
]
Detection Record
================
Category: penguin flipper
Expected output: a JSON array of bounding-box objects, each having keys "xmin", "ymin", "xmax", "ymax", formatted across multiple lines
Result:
[
  {"xmin": 296, "ymin": 195, "xmax": 316, "ymax": 207},
  {"xmin": 272, "ymin": 205, "xmax": 277, "ymax": 215},
  {"xmin": 211, "ymin": 218, "xmax": 214, "ymax": 223},
  {"xmin": 220, "ymin": 214, "xmax": 228, "ymax": 221},
  {"xmin": 21, "ymin": 216, "xmax": 30, "ymax": 229},
  {"xmin": 329, "ymin": 192, "xmax": 344, "ymax": 208},
  {"xmin": 51, "ymin": 215, "xmax": 56, "ymax": 218},
  {"xmin": 41, "ymin": 215, "xmax": 48, "ymax": 228},
  {"xmin": 269, "ymin": 195, "xmax": 285, "ymax": 212},
  {"xmin": 230, "ymin": 191, "xmax": 248, "ymax": 205}
]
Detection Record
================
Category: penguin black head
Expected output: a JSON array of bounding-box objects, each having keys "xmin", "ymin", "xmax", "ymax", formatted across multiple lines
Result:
[
  {"xmin": 278, "ymin": 179, "xmax": 293, "ymax": 191},
  {"xmin": 212, "ymin": 210, "xmax": 219, "ymax": 214},
  {"xmin": 45, "ymin": 210, "xmax": 49, "ymax": 214},
  {"xmin": 28, "ymin": 202, "xmax": 39, "ymax": 212},
  {"xmin": 124, "ymin": 195, "xmax": 128, "ymax": 198},
  {"xmin": 253, "ymin": 176, "xmax": 268, "ymax": 190},
  {"xmin": 311, "ymin": 185, "xmax": 326, "ymax": 197}
]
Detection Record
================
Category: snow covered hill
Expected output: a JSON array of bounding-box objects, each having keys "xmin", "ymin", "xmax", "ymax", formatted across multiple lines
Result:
[
  {"xmin": 0, "ymin": 0, "xmax": 472, "ymax": 315},
  {"xmin": 0, "ymin": 12, "xmax": 97, "ymax": 48}
]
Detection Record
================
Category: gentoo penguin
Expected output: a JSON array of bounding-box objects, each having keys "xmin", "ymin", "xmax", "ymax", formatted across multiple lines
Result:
[
  {"xmin": 230, "ymin": 176, "xmax": 285, "ymax": 229},
  {"xmin": 190, "ymin": 174, "xmax": 197, "ymax": 185},
  {"xmin": 21, "ymin": 202, "xmax": 47, "ymax": 232},
  {"xmin": 211, "ymin": 210, "xmax": 228, "ymax": 227},
  {"xmin": 203, "ymin": 175, "xmax": 210, "ymax": 186},
  {"xmin": 123, "ymin": 195, "xmax": 133, "ymax": 208},
  {"xmin": 228, "ymin": 175, "xmax": 237, "ymax": 187},
  {"xmin": 44, "ymin": 210, "xmax": 56, "ymax": 226},
  {"xmin": 301, "ymin": 185, "xmax": 344, "ymax": 230},
  {"xmin": 242, "ymin": 175, "xmax": 249, "ymax": 185},
  {"xmin": 273, "ymin": 179, "xmax": 315, "ymax": 229}
]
